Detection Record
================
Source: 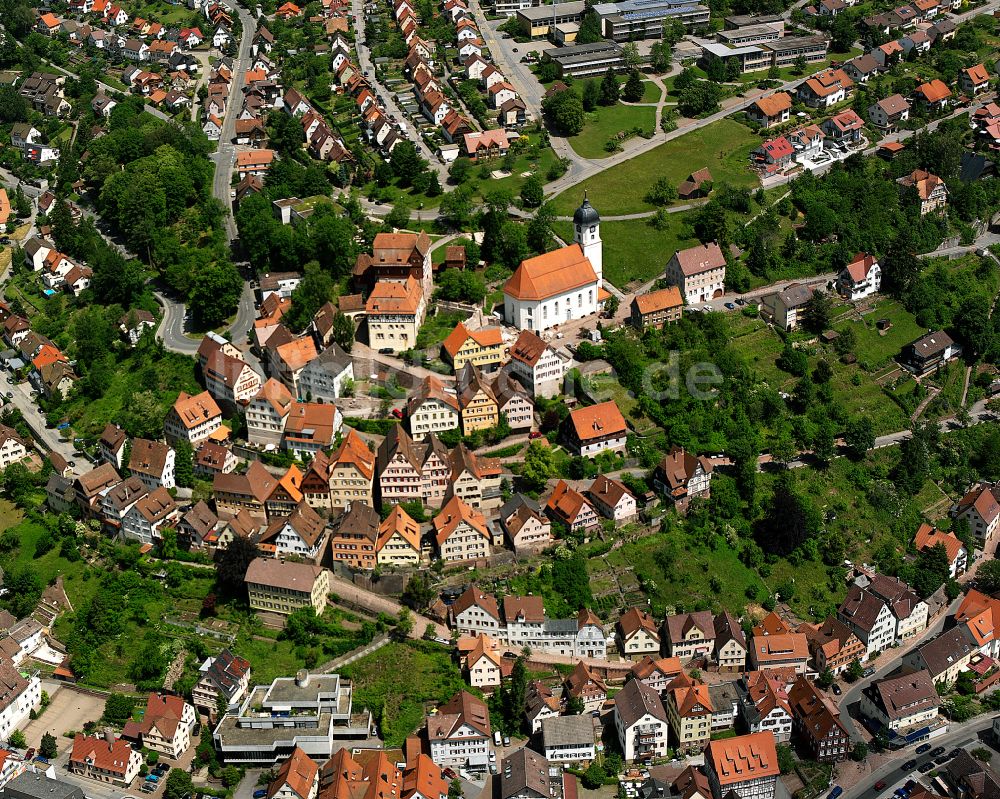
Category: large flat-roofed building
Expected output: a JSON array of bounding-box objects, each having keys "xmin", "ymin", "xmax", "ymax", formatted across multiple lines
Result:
[
  {"xmin": 516, "ymin": 1, "xmax": 586, "ymax": 37},
  {"xmin": 493, "ymin": 0, "xmax": 542, "ymax": 17},
  {"xmin": 701, "ymin": 34, "xmax": 827, "ymax": 73},
  {"xmin": 595, "ymin": 0, "xmax": 710, "ymax": 41},
  {"xmin": 766, "ymin": 35, "xmax": 828, "ymax": 67},
  {"xmin": 542, "ymin": 41, "xmax": 626, "ymax": 78},
  {"xmin": 213, "ymin": 671, "xmax": 375, "ymax": 766},
  {"xmin": 700, "ymin": 42, "xmax": 772, "ymax": 73},
  {"xmin": 724, "ymin": 12, "xmax": 783, "ymax": 28},
  {"xmin": 717, "ymin": 22, "xmax": 783, "ymax": 45}
]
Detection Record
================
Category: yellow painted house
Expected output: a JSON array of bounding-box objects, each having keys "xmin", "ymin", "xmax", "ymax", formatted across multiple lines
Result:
[
  {"xmin": 457, "ymin": 363, "xmax": 499, "ymax": 434},
  {"xmin": 442, "ymin": 323, "xmax": 506, "ymax": 372}
]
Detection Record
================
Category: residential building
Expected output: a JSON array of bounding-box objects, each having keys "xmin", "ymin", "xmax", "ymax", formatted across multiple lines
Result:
[
  {"xmin": 797, "ymin": 68, "xmax": 853, "ymax": 108},
  {"xmin": 504, "ymin": 197, "xmax": 602, "ymax": 333},
  {"xmin": 901, "ymin": 625, "xmax": 978, "ymax": 686},
  {"xmin": 563, "ymin": 401, "xmax": 627, "ymax": 457},
  {"xmin": 426, "ymin": 691, "xmax": 492, "ymax": 771},
  {"xmin": 714, "ymin": 611, "xmax": 748, "ymax": 672},
  {"xmin": 267, "ymin": 748, "xmax": 317, "ymax": 799},
  {"xmin": 960, "ymin": 64, "xmax": 991, "ymax": 95},
  {"xmin": 565, "ymin": 662, "xmax": 608, "ymax": 712},
  {"xmin": 664, "ymin": 672, "xmax": 713, "ymax": 754},
  {"xmin": 760, "ymin": 283, "xmax": 815, "ymax": 331},
  {"xmin": 121, "ymin": 487, "xmax": 178, "ymax": 545},
  {"xmin": 665, "ymin": 243, "xmax": 726, "ymax": 305},
  {"xmin": 526, "ymin": 682, "xmax": 563, "ymax": 734},
  {"xmin": 192, "ymin": 649, "xmax": 251, "ymax": 719},
  {"xmin": 704, "ymin": 732, "xmax": 779, "ymax": 799},
  {"xmin": 68, "ymin": 735, "xmax": 141, "ymax": 786},
  {"xmin": 442, "ymin": 323, "xmax": 506, "ymax": 372},
  {"xmin": 630, "ymin": 287, "xmax": 684, "ymax": 330},
  {"xmin": 869, "ymin": 94, "xmax": 910, "ymax": 129},
  {"xmin": 897, "ymin": 169, "xmax": 948, "ymax": 215},
  {"xmin": 630, "ymin": 656, "xmax": 683, "ymax": 694},
  {"xmin": 0, "ymin": 662, "xmax": 40, "ymax": 746},
  {"xmin": 128, "ymin": 438, "xmax": 175, "ymax": 491},
  {"xmin": 402, "ymin": 754, "xmax": 449, "ymax": 799},
  {"xmin": 327, "ymin": 502, "xmax": 380, "ymax": 571},
  {"xmin": 546, "ymin": 480, "xmax": 600, "ymax": 534},
  {"xmin": 859, "ymin": 669, "xmax": 939, "ymax": 734},
  {"xmin": 365, "ymin": 277, "xmax": 426, "ymax": 354},
  {"xmin": 3, "ymin": 774, "xmax": 84, "ymax": 799},
  {"xmin": 749, "ymin": 633, "xmax": 810, "ymax": 673},
  {"xmin": 122, "ymin": 694, "xmax": 196, "ymax": 759},
  {"xmin": 164, "ymin": 390, "xmax": 225, "ymax": 446},
  {"xmin": 247, "ymin": 379, "xmax": 294, "ymax": 448},
  {"xmin": 913, "ymin": 79, "xmax": 952, "ymax": 111},
  {"xmin": 464, "ymin": 635, "xmax": 503, "ymax": 688},
  {"xmin": 837, "ymin": 253, "xmax": 881, "ymax": 301},
  {"xmin": 260, "ymin": 501, "xmax": 327, "ymax": 561},
  {"xmin": 499, "ymin": 494, "xmax": 553, "ymax": 554},
  {"xmin": 268, "ymin": 336, "xmax": 319, "ymax": 397},
  {"xmin": 904, "ymin": 330, "xmax": 958, "ymax": 373},
  {"xmin": 0, "ymin": 428, "xmax": 27, "ymax": 472},
  {"xmin": 617, "ymin": 608, "xmax": 661, "ymax": 660},
  {"xmin": 213, "ymin": 671, "xmax": 373, "ymax": 765},
  {"xmin": 450, "ymin": 585, "xmax": 503, "ymax": 638},
  {"xmin": 839, "ymin": 573, "xmax": 927, "ymax": 655},
  {"xmin": 329, "ymin": 429, "xmax": 375, "ymax": 510},
  {"xmin": 746, "ymin": 92, "xmax": 792, "ymax": 128},
  {"xmin": 377, "ymin": 425, "xmax": 449, "ymax": 509},
  {"xmin": 615, "ymin": 678, "xmax": 671, "ymax": 762},
  {"xmin": 204, "ymin": 349, "xmax": 262, "ymax": 409},
  {"xmin": 800, "ymin": 616, "xmax": 866, "ymax": 675},
  {"xmin": 448, "ymin": 444, "xmax": 502, "ymax": 510},
  {"xmin": 587, "ymin": 475, "xmax": 637, "ymax": 523},
  {"xmin": 500, "ymin": 749, "xmax": 554, "ymax": 799},
  {"xmin": 282, "ymin": 402, "xmax": 341, "ymax": 460},
  {"xmin": 653, "ymin": 447, "xmax": 713, "ymax": 511},
  {"xmin": 665, "ymin": 611, "xmax": 715, "ymax": 661},
  {"xmin": 375, "ymin": 505, "xmax": 421, "ymax": 566},
  {"xmin": 296, "ymin": 345, "xmax": 354, "ymax": 404},
  {"xmin": 913, "ymin": 522, "xmax": 967, "ymax": 576},
  {"xmin": 737, "ymin": 672, "xmax": 793, "ymax": 742},
  {"xmin": 787, "ymin": 677, "xmax": 851, "ymax": 762},
  {"xmin": 507, "ymin": 329, "xmax": 566, "ymax": 398},
  {"xmin": 954, "ymin": 482, "xmax": 1000, "ymax": 548},
  {"xmin": 434, "ymin": 496, "xmax": 491, "ymax": 562},
  {"xmin": 542, "ymin": 715, "xmax": 595, "ymax": 764},
  {"xmin": 491, "ymin": 370, "xmax": 534, "ymax": 432},
  {"xmin": 244, "ymin": 558, "xmax": 330, "ymax": 616},
  {"xmin": 407, "ymin": 376, "xmax": 461, "ymax": 440},
  {"xmin": 457, "ymin": 364, "xmax": 499, "ymax": 435}
]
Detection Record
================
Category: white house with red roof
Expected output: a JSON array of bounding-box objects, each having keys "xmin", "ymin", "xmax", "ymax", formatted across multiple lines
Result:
[
  {"xmin": 837, "ymin": 252, "xmax": 881, "ymax": 300},
  {"xmin": 913, "ymin": 523, "xmax": 967, "ymax": 576},
  {"xmin": 70, "ymin": 735, "xmax": 143, "ymax": 786},
  {"xmin": 123, "ymin": 693, "xmax": 197, "ymax": 758},
  {"xmin": 753, "ymin": 136, "xmax": 794, "ymax": 175},
  {"xmin": 954, "ymin": 482, "xmax": 1000, "ymax": 550}
]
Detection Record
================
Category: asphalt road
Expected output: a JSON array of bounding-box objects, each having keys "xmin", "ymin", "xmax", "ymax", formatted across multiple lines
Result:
[
  {"xmin": 4, "ymin": 374, "xmax": 82, "ymax": 474},
  {"xmin": 842, "ymin": 720, "xmax": 997, "ymax": 799},
  {"xmin": 352, "ymin": 0, "xmax": 448, "ymax": 178}
]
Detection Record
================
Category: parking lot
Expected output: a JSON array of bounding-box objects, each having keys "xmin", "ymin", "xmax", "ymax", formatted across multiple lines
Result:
[{"xmin": 20, "ymin": 683, "xmax": 105, "ymax": 754}]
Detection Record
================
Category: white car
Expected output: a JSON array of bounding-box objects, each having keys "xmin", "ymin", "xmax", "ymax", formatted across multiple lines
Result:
[{"xmin": 702, "ymin": 304, "xmax": 712, "ymax": 312}]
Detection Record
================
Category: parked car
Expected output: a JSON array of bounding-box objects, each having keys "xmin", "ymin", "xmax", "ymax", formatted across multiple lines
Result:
[
  {"xmin": 863, "ymin": 666, "xmax": 876, "ymax": 677},
  {"xmin": 391, "ymin": 408, "xmax": 403, "ymax": 419},
  {"xmin": 874, "ymin": 782, "xmax": 886, "ymax": 791},
  {"xmin": 831, "ymin": 684, "xmax": 841, "ymax": 695},
  {"xmin": 916, "ymin": 744, "xmax": 931, "ymax": 754},
  {"xmin": 253, "ymin": 791, "xmax": 267, "ymax": 798},
  {"xmin": 529, "ymin": 431, "xmax": 543, "ymax": 439},
  {"xmin": 902, "ymin": 760, "xmax": 917, "ymax": 771},
  {"xmin": 917, "ymin": 763, "xmax": 935, "ymax": 774},
  {"xmin": 725, "ymin": 302, "xmax": 736, "ymax": 310},
  {"xmin": 948, "ymin": 749, "xmax": 962, "ymax": 759},
  {"xmin": 378, "ymin": 347, "xmax": 393, "ymax": 355}
]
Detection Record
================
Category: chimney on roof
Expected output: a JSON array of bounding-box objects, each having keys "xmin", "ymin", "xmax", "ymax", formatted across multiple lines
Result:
[{"xmin": 296, "ymin": 669, "xmax": 310, "ymax": 687}]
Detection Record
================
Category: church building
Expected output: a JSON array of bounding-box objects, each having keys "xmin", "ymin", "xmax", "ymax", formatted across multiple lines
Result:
[{"xmin": 503, "ymin": 195, "xmax": 606, "ymax": 333}]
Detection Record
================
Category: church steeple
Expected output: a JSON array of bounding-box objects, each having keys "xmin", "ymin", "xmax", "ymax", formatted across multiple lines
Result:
[{"xmin": 573, "ymin": 193, "xmax": 602, "ymax": 285}]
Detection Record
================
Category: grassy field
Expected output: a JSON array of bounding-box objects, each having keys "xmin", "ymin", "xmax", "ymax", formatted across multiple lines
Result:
[
  {"xmin": 551, "ymin": 119, "xmax": 760, "ymax": 217},
  {"xmin": 640, "ymin": 81, "xmax": 663, "ymax": 104},
  {"xmin": 341, "ymin": 641, "xmax": 466, "ymax": 748},
  {"xmin": 553, "ymin": 217, "xmax": 698, "ymax": 290},
  {"xmin": 834, "ymin": 299, "xmax": 926, "ymax": 369},
  {"xmin": 569, "ymin": 105, "xmax": 657, "ymax": 160}
]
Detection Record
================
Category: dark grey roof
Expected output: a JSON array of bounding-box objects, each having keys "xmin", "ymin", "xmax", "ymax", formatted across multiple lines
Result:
[
  {"xmin": 614, "ymin": 677, "xmax": 667, "ymax": 726},
  {"xmin": 541, "ymin": 714, "xmax": 594, "ymax": 748},
  {"xmin": 500, "ymin": 748, "xmax": 551, "ymax": 799},
  {"xmin": 573, "ymin": 194, "xmax": 600, "ymax": 227},
  {"xmin": 2, "ymin": 773, "xmax": 86, "ymax": 799},
  {"xmin": 500, "ymin": 493, "xmax": 541, "ymax": 521}
]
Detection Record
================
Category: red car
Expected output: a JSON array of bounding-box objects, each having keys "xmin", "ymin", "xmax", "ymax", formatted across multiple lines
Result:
[
  {"xmin": 528, "ymin": 431, "xmax": 543, "ymax": 439},
  {"xmin": 874, "ymin": 782, "xmax": 886, "ymax": 791},
  {"xmin": 391, "ymin": 408, "xmax": 403, "ymax": 419}
]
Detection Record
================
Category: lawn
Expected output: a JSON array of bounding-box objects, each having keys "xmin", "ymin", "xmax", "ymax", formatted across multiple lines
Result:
[
  {"xmin": 341, "ymin": 640, "xmax": 466, "ymax": 748},
  {"xmin": 834, "ymin": 298, "xmax": 926, "ymax": 370},
  {"xmin": 640, "ymin": 81, "xmax": 662, "ymax": 104},
  {"xmin": 550, "ymin": 119, "xmax": 761, "ymax": 217},
  {"xmin": 568, "ymin": 104, "xmax": 657, "ymax": 160},
  {"xmin": 416, "ymin": 310, "xmax": 466, "ymax": 350},
  {"xmin": 552, "ymin": 216, "xmax": 698, "ymax": 291}
]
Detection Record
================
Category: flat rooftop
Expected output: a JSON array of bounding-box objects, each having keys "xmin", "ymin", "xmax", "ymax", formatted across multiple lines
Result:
[
  {"xmin": 702, "ymin": 41, "xmax": 765, "ymax": 57},
  {"xmin": 764, "ymin": 34, "xmax": 828, "ymax": 51},
  {"xmin": 517, "ymin": 1, "xmax": 586, "ymax": 21}
]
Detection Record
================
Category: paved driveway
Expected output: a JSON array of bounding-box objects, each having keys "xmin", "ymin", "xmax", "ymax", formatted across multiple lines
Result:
[{"xmin": 21, "ymin": 684, "xmax": 105, "ymax": 752}]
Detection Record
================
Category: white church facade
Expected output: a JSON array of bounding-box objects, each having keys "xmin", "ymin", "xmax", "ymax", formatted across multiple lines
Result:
[{"xmin": 503, "ymin": 195, "xmax": 606, "ymax": 333}]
